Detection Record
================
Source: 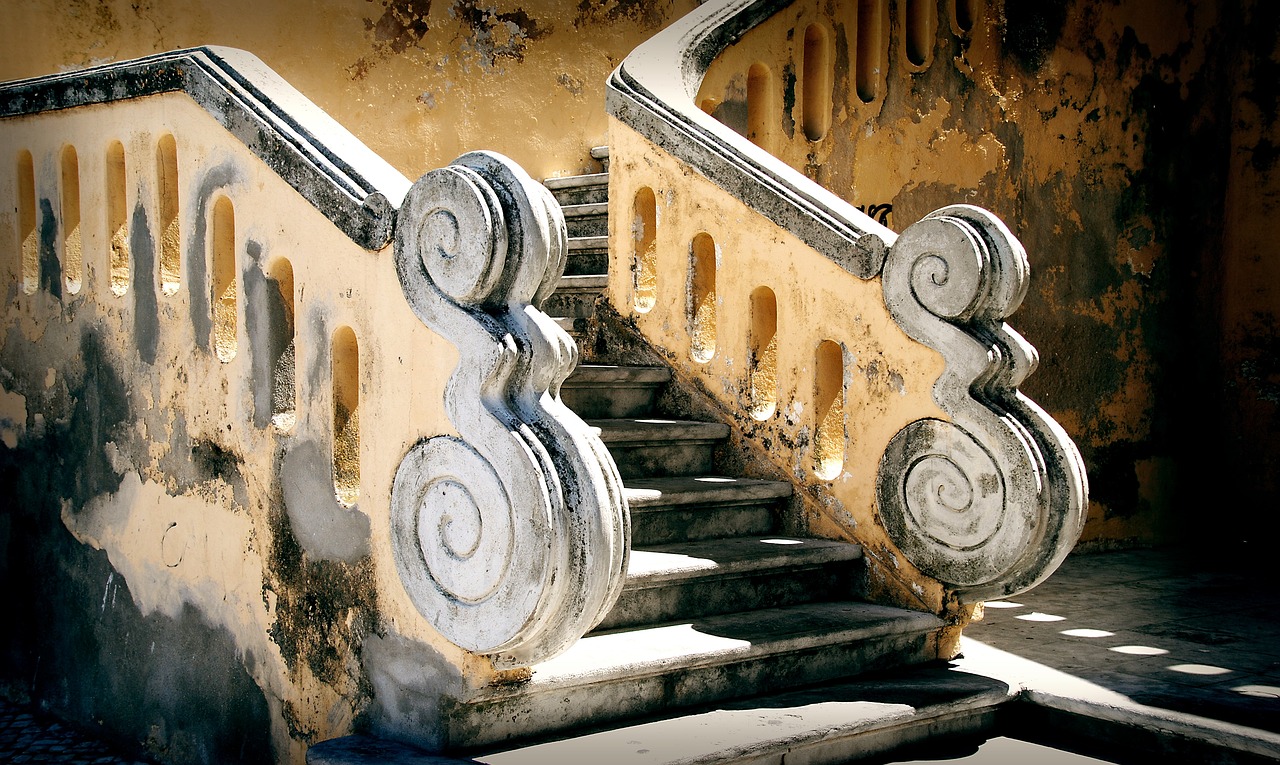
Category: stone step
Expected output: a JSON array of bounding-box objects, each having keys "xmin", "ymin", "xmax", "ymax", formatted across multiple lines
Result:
[
  {"xmin": 545, "ymin": 173, "xmax": 609, "ymax": 206},
  {"xmin": 473, "ymin": 664, "xmax": 1007, "ymax": 764},
  {"xmin": 567, "ymin": 234, "xmax": 608, "ymax": 253},
  {"xmin": 544, "ymin": 274, "xmax": 608, "ymax": 320},
  {"xmin": 445, "ymin": 601, "xmax": 944, "ymax": 750},
  {"xmin": 564, "ymin": 249, "xmax": 608, "ymax": 276},
  {"xmin": 562, "ymin": 201, "xmax": 608, "ymax": 238},
  {"xmin": 596, "ymin": 536, "xmax": 863, "ymax": 631},
  {"xmin": 625, "ymin": 475, "xmax": 790, "ymax": 545},
  {"xmin": 313, "ymin": 662, "xmax": 1009, "ymax": 765},
  {"xmin": 560, "ymin": 364, "xmax": 669, "ymax": 419},
  {"xmin": 589, "ymin": 418, "xmax": 730, "ymax": 478}
]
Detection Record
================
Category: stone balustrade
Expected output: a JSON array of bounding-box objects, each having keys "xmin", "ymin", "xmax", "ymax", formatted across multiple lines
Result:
[
  {"xmin": 607, "ymin": 0, "xmax": 1087, "ymax": 608},
  {"xmin": 0, "ymin": 46, "xmax": 625, "ymax": 759}
]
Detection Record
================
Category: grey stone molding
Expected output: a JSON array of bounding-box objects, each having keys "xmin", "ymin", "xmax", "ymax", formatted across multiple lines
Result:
[
  {"xmin": 0, "ymin": 46, "xmax": 409, "ymax": 250},
  {"xmin": 391, "ymin": 152, "xmax": 629, "ymax": 668},
  {"xmin": 878, "ymin": 207, "xmax": 1088, "ymax": 602},
  {"xmin": 607, "ymin": 1, "xmax": 1087, "ymax": 601}
]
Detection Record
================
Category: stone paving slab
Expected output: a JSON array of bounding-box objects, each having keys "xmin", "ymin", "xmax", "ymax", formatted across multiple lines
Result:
[{"xmin": 961, "ymin": 547, "xmax": 1280, "ymax": 738}]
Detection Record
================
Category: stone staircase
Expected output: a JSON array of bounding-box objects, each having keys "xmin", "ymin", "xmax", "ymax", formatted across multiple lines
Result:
[{"xmin": 439, "ymin": 149, "xmax": 945, "ymax": 754}]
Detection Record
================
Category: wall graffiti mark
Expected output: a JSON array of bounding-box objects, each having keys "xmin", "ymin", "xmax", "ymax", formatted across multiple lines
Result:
[{"xmin": 856, "ymin": 203, "xmax": 893, "ymax": 227}]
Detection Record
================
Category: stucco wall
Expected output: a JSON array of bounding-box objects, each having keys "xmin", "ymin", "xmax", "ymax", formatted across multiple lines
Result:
[
  {"xmin": 0, "ymin": 0, "xmax": 698, "ymax": 182},
  {"xmin": 0, "ymin": 92, "xmax": 491, "ymax": 763},
  {"xmin": 697, "ymin": 0, "xmax": 1280, "ymax": 551}
]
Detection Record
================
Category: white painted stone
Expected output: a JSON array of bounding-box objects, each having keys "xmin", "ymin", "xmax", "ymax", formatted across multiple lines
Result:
[
  {"xmin": 879, "ymin": 205, "xmax": 1089, "ymax": 602},
  {"xmin": 391, "ymin": 151, "xmax": 628, "ymax": 668}
]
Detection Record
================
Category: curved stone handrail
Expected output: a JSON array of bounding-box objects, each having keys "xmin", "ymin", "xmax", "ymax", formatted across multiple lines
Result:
[
  {"xmin": 607, "ymin": 0, "xmax": 889, "ymax": 278},
  {"xmin": 0, "ymin": 46, "xmax": 409, "ymax": 250},
  {"xmin": 607, "ymin": 0, "xmax": 1087, "ymax": 601},
  {"xmin": 391, "ymin": 152, "xmax": 629, "ymax": 668}
]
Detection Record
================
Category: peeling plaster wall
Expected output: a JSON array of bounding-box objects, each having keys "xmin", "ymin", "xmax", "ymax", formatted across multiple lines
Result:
[
  {"xmin": 0, "ymin": 0, "xmax": 698, "ymax": 181},
  {"xmin": 0, "ymin": 94, "xmax": 483, "ymax": 763},
  {"xmin": 699, "ymin": 0, "xmax": 1280, "ymax": 551}
]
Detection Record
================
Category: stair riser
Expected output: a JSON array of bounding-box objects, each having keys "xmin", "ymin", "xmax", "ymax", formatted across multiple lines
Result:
[
  {"xmin": 631, "ymin": 504, "xmax": 777, "ymax": 546},
  {"xmin": 543, "ymin": 290, "xmax": 601, "ymax": 320},
  {"xmin": 596, "ymin": 563, "xmax": 861, "ymax": 632},
  {"xmin": 607, "ymin": 441, "xmax": 718, "ymax": 478},
  {"xmin": 564, "ymin": 250, "xmax": 608, "ymax": 276},
  {"xmin": 566, "ymin": 214, "xmax": 608, "ymax": 238},
  {"xmin": 550, "ymin": 185, "xmax": 607, "ymax": 206},
  {"xmin": 451, "ymin": 629, "xmax": 938, "ymax": 751},
  {"xmin": 561, "ymin": 383, "xmax": 662, "ymax": 419}
]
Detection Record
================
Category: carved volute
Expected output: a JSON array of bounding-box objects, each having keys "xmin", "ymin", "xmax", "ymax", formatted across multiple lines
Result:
[{"xmin": 390, "ymin": 152, "xmax": 628, "ymax": 668}]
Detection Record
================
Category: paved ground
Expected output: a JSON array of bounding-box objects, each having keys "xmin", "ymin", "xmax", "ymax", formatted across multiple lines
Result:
[
  {"xmin": 0, "ymin": 696, "xmax": 152, "ymax": 764},
  {"xmin": 5, "ymin": 547, "xmax": 1279, "ymax": 763},
  {"xmin": 963, "ymin": 546, "xmax": 1280, "ymax": 736}
]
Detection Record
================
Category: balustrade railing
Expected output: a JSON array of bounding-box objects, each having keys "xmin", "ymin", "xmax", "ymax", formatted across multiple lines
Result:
[
  {"xmin": 1, "ymin": 48, "xmax": 624, "ymax": 700},
  {"xmin": 607, "ymin": 0, "xmax": 1087, "ymax": 604}
]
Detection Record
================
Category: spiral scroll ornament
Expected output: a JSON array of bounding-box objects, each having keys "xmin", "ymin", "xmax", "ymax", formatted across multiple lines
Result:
[
  {"xmin": 391, "ymin": 152, "xmax": 628, "ymax": 667},
  {"xmin": 878, "ymin": 205, "xmax": 1088, "ymax": 603}
]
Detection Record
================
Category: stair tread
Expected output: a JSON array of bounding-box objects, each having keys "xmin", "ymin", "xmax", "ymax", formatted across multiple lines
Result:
[
  {"xmin": 623, "ymin": 475, "xmax": 790, "ymax": 508},
  {"xmin": 544, "ymin": 172, "xmax": 609, "ymax": 189},
  {"xmin": 568, "ymin": 235, "xmax": 609, "ymax": 251},
  {"xmin": 566, "ymin": 364, "xmax": 670, "ymax": 385},
  {"xmin": 627, "ymin": 536, "xmax": 862, "ymax": 585},
  {"xmin": 589, "ymin": 418, "xmax": 730, "ymax": 443},
  {"xmin": 555, "ymin": 273, "xmax": 608, "ymax": 291},
  {"xmin": 561, "ymin": 201, "xmax": 608, "ymax": 217},
  {"xmin": 477, "ymin": 601, "xmax": 940, "ymax": 695},
  {"xmin": 476, "ymin": 665, "xmax": 1008, "ymax": 764}
]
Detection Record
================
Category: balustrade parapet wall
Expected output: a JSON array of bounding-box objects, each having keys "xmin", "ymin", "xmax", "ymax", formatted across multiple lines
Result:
[
  {"xmin": 606, "ymin": 0, "xmax": 1087, "ymax": 610},
  {"xmin": 0, "ymin": 48, "xmax": 622, "ymax": 760},
  {"xmin": 0, "ymin": 46, "xmax": 409, "ymax": 250}
]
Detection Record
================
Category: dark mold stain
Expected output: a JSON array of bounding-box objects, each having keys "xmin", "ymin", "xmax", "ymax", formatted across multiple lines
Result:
[
  {"xmin": 1002, "ymin": 1, "xmax": 1070, "ymax": 74},
  {"xmin": 187, "ymin": 163, "xmax": 238, "ymax": 354},
  {"xmin": 574, "ymin": 0, "xmax": 669, "ymax": 29},
  {"xmin": 368, "ymin": 0, "xmax": 432, "ymax": 54},
  {"xmin": 264, "ymin": 482, "xmax": 377, "ymax": 697},
  {"xmin": 782, "ymin": 62, "xmax": 797, "ymax": 140},
  {"xmin": 450, "ymin": 0, "xmax": 550, "ymax": 69},
  {"xmin": 351, "ymin": 0, "xmax": 433, "ymax": 80},
  {"xmin": 131, "ymin": 202, "xmax": 159, "ymax": 366},
  {"xmin": 38, "ymin": 198, "xmax": 61, "ymax": 300},
  {"xmin": 191, "ymin": 438, "xmax": 242, "ymax": 488}
]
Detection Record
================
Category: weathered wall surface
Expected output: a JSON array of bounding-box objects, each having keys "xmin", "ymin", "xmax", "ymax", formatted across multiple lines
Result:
[
  {"xmin": 0, "ymin": 0, "xmax": 698, "ymax": 182},
  {"xmin": 607, "ymin": 120, "xmax": 955, "ymax": 624},
  {"xmin": 699, "ymin": 0, "xmax": 1280, "ymax": 550},
  {"xmin": 0, "ymin": 94, "xmax": 488, "ymax": 763}
]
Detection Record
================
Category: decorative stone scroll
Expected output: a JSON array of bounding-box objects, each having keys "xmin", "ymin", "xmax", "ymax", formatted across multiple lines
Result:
[
  {"xmin": 878, "ymin": 205, "xmax": 1088, "ymax": 603},
  {"xmin": 391, "ymin": 152, "xmax": 629, "ymax": 668}
]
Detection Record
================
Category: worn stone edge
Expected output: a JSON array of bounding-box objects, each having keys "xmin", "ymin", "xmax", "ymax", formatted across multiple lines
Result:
[
  {"xmin": 606, "ymin": 0, "xmax": 890, "ymax": 280},
  {"xmin": 0, "ymin": 46, "xmax": 410, "ymax": 250},
  {"xmin": 1018, "ymin": 689, "xmax": 1280, "ymax": 762}
]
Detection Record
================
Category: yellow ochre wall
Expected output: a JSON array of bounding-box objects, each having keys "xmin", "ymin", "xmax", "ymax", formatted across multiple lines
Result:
[
  {"xmin": 0, "ymin": 0, "xmax": 698, "ymax": 181},
  {"xmin": 698, "ymin": 0, "xmax": 1280, "ymax": 552}
]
